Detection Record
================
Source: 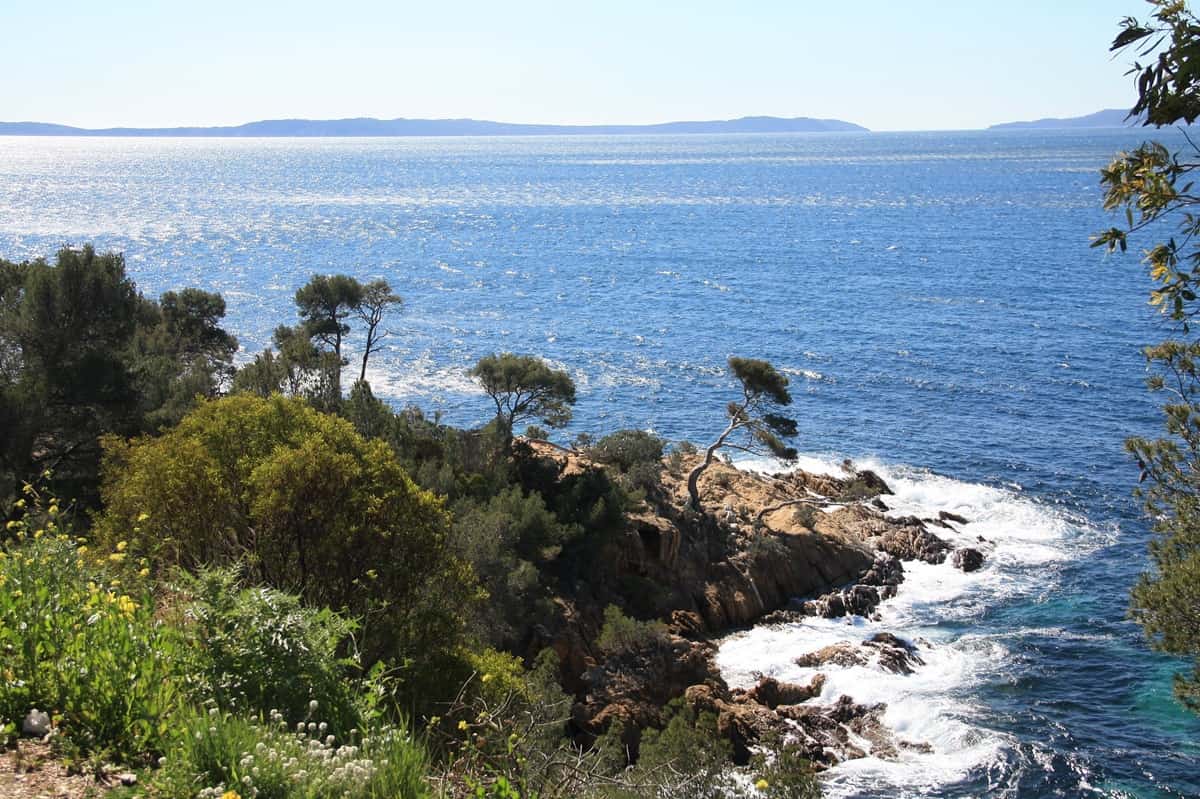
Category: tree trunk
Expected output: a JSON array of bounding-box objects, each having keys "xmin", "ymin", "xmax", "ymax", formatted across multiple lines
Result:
[{"xmin": 686, "ymin": 422, "xmax": 737, "ymax": 510}]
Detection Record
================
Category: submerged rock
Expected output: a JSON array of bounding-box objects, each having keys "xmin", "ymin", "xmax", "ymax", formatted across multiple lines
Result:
[{"xmin": 939, "ymin": 510, "xmax": 970, "ymax": 525}]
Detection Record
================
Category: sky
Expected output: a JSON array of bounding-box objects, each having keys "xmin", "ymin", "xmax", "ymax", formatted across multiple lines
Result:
[{"xmin": 2, "ymin": 0, "xmax": 1148, "ymax": 131}]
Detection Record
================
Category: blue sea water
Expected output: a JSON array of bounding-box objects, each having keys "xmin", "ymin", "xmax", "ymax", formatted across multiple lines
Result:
[{"xmin": 1, "ymin": 130, "xmax": 1197, "ymax": 797}]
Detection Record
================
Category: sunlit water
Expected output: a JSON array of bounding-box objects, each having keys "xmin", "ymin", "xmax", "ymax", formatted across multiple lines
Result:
[{"xmin": 1, "ymin": 130, "xmax": 1197, "ymax": 797}]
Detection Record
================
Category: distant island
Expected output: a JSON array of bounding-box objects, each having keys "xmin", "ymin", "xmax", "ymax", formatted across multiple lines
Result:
[
  {"xmin": 988, "ymin": 108, "xmax": 1144, "ymax": 130},
  {"xmin": 0, "ymin": 115, "xmax": 868, "ymax": 137}
]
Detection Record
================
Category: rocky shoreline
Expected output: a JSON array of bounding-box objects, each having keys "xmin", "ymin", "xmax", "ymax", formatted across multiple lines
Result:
[{"xmin": 522, "ymin": 443, "xmax": 989, "ymax": 770}]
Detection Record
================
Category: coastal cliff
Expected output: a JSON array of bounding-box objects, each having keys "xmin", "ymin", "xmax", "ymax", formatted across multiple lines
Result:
[{"xmin": 517, "ymin": 443, "xmax": 985, "ymax": 768}]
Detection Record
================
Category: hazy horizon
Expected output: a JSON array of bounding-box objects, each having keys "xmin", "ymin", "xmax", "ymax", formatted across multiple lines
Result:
[{"xmin": 3, "ymin": 0, "xmax": 1137, "ymax": 132}]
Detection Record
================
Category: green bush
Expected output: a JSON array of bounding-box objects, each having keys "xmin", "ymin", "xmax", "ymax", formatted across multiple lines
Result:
[
  {"xmin": 175, "ymin": 567, "xmax": 361, "ymax": 733},
  {"xmin": 95, "ymin": 394, "xmax": 478, "ymax": 678},
  {"xmin": 0, "ymin": 500, "xmax": 183, "ymax": 761},
  {"xmin": 595, "ymin": 605, "xmax": 668, "ymax": 656},
  {"xmin": 589, "ymin": 431, "xmax": 665, "ymax": 473}
]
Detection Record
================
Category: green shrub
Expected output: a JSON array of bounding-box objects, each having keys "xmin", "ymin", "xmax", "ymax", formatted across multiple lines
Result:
[
  {"xmin": 95, "ymin": 395, "xmax": 478, "ymax": 679},
  {"xmin": 0, "ymin": 500, "xmax": 183, "ymax": 761},
  {"xmin": 174, "ymin": 567, "xmax": 361, "ymax": 733},
  {"xmin": 154, "ymin": 707, "xmax": 430, "ymax": 799},
  {"xmin": 595, "ymin": 606, "xmax": 668, "ymax": 656},
  {"xmin": 589, "ymin": 431, "xmax": 665, "ymax": 473}
]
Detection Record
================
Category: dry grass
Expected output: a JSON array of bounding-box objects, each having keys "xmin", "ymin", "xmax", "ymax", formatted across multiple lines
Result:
[{"xmin": 0, "ymin": 741, "xmax": 115, "ymax": 799}]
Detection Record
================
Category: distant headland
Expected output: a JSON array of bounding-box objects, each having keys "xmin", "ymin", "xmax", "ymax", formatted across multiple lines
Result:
[
  {"xmin": 987, "ymin": 108, "xmax": 1143, "ymax": 130},
  {"xmin": 0, "ymin": 115, "xmax": 869, "ymax": 137}
]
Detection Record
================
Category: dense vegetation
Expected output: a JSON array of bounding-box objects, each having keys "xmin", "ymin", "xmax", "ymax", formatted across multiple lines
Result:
[
  {"xmin": 0, "ymin": 246, "xmax": 818, "ymax": 796},
  {"xmin": 1097, "ymin": 0, "xmax": 1200, "ymax": 712}
]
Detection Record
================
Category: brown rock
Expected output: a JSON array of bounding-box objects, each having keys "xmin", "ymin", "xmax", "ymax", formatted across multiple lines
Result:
[{"xmin": 748, "ymin": 674, "xmax": 826, "ymax": 708}]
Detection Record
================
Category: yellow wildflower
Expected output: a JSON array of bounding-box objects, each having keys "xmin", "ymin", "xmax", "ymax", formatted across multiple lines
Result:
[
  {"xmin": 755, "ymin": 779, "xmax": 769, "ymax": 791},
  {"xmin": 458, "ymin": 719, "xmax": 469, "ymax": 731},
  {"xmin": 138, "ymin": 568, "xmax": 150, "ymax": 578},
  {"xmin": 137, "ymin": 512, "xmax": 150, "ymax": 523},
  {"xmin": 108, "ymin": 552, "xmax": 126, "ymax": 563},
  {"xmin": 481, "ymin": 673, "xmax": 493, "ymax": 683},
  {"xmin": 14, "ymin": 499, "xmax": 25, "ymax": 509},
  {"xmin": 77, "ymin": 545, "xmax": 88, "ymax": 555},
  {"xmin": 115, "ymin": 541, "xmax": 127, "ymax": 552},
  {"xmin": 115, "ymin": 595, "xmax": 137, "ymax": 616},
  {"xmin": 220, "ymin": 791, "xmax": 241, "ymax": 799}
]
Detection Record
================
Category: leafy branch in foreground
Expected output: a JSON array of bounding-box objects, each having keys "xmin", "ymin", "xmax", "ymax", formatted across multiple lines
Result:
[{"xmin": 1097, "ymin": 0, "xmax": 1200, "ymax": 711}]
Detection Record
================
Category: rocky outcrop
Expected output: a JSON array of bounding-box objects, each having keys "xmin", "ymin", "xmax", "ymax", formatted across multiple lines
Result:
[
  {"xmin": 952, "ymin": 547, "xmax": 985, "ymax": 572},
  {"xmin": 575, "ymin": 633, "xmax": 721, "ymax": 740},
  {"xmin": 800, "ymin": 584, "xmax": 883, "ymax": 618},
  {"xmin": 516, "ymin": 442, "xmax": 977, "ymax": 771},
  {"xmin": 794, "ymin": 632, "xmax": 924, "ymax": 675},
  {"xmin": 868, "ymin": 520, "xmax": 951, "ymax": 564},
  {"xmin": 741, "ymin": 674, "xmax": 826, "ymax": 708}
]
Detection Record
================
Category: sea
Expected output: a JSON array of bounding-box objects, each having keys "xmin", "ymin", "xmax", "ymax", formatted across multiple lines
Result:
[{"xmin": 1, "ymin": 129, "xmax": 1197, "ymax": 798}]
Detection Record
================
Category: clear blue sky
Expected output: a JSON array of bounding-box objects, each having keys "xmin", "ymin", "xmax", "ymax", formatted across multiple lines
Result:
[{"xmin": 2, "ymin": 0, "xmax": 1147, "ymax": 131}]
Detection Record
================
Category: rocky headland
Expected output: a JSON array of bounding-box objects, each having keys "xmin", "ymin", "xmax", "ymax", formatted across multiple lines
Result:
[{"xmin": 520, "ymin": 442, "xmax": 988, "ymax": 769}]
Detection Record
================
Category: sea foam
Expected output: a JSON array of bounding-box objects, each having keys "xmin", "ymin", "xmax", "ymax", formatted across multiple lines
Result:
[{"xmin": 717, "ymin": 455, "xmax": 1102, "ymax": 797}]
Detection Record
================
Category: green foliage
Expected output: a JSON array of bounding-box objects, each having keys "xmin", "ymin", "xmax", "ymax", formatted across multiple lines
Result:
[
  {"xmin": 1097, "ymin": 0, "xmax": 1200, "ymax": 711},
  {"xmin": 295, "ymin": 274, "xmax": 365, "ymax": 361},
  {"xmin": 747, "ymin": 735, "xmax": 821, "ymax": 799},
  {"xmin": 0, "ymin": 246, "xmax": 235, "ymax": 508},
  {"xmin": 589, "ymin": 430, "xmax": 665, "ymax": 472},
  {"xmin": 174, "ymin": 566, "xmax": 362, "ymax": 733},
  {"xmin": 95, "ymin": 394, "xmax": 478, "ymax": 680},
  {"xmin": 686, "ymin": 357, "xmax": 799, "ymax": 509},
  {"xmin": 232, "ymin": 323, "xmax": 342, "ymax": 410},
  {"xmin": 0, "ymin": 492, "xmax": 183, "ymax": 761},
  {"xmin": 470, "ymin": 353, "xmax": 576, "ymax": 447},
  {"xmin": 353, "ymin": 279, "xmax": 402, "ymax": 384},
  {"xmin": 595, "ymin": 605, "xmax": 668, "ymax": 656},
  {"xmin": 154, "ymin": 707, "xmax": 430, "ymax": 799},
  {"xmin": 449, "ymin": 487, "xmax": 568, "ymax": 647},
  {"xmin": 631, "ymin": 699, "xmax": 732, "ymax": 799},
  {"xmin": 589, "ymin": 430, "xmax": 665, "ymax": 496}
]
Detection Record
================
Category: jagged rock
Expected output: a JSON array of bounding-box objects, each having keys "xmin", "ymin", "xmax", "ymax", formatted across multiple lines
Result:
[
  {"xmin": 22, "ymin": 709, "xmax": 50, "ymax": 737},
  {"xmin": 758, "ymin": 607, "xmax": 807, "ymax": 625},
  {"xmin": 576, "ymin": 633, "xmax": 720, "ymax": 737},
  {"xmin": 860, "ymin": 552, "xmax": 904, "ymax": 587},
  {"xmin": 852, "ymin": 469, "xmax": 893, "ymax": 496},
  {"xmin": 870, "ymin": 497, "xmax": 890, "ymax": 511},
  {"xmin": 952, "ymin": 547, "xmax": 985, "ymax": 572},
  {"xmin": 716, "ymin": 699, "xmax": 781, "ymax": 763},
  {"xmin": 794, "ymin": 633, "xmax": 923, "ymax": 675},
  {"xmin": 801, "ymin": 584, "xmax": 881, "ymax": 618},
  {"xmin": 667, "ymin": 610, "xmax": 707, "ymax": 638},
  {"xmin": 795, "ymin": 643, "xmax": 870, "ymax": 670},
  {"xmin": 863, "ymin": 633, "xmax": 925, "ymax": 675},
  {"xmin": 939, "ymin": 510, "xmax": 970, "ymax": 525},
  {"xmin": 870, "ymin": 523, "xmax": 950, "ymax": 564},
  {"xmin": 747, "ymin": 674, "xmax": 826, "ymax": 708}
]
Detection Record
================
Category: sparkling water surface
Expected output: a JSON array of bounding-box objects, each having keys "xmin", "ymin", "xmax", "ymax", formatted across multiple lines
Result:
[{"xmin": 1, "ymin": 130, "xmax": 1197, "ymax": 797}]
